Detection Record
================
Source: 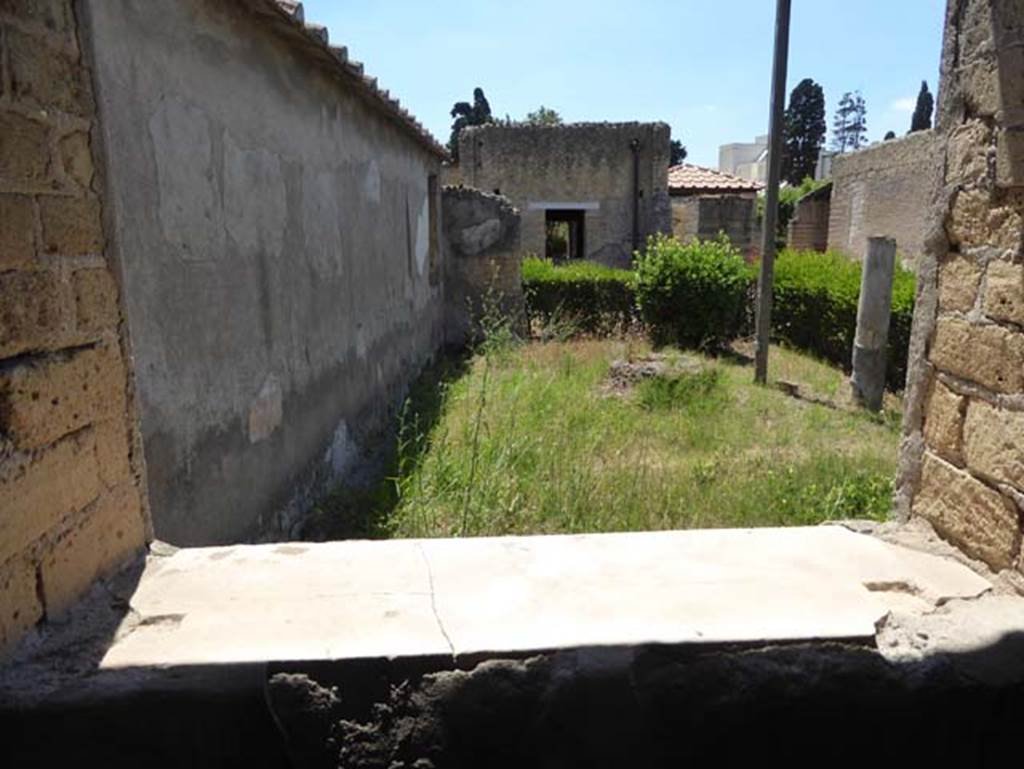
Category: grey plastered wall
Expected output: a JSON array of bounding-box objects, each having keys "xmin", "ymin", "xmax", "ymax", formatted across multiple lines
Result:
[
  {"xmin": 827, "ymin": 131, "xmax": 940, "ymax": 269},
  {"xmin": 82, "ymin": 0, "xmax": 445, "ymax": 545},
  {"xmin": 455, "ymin": 123, "xmax": 671, "ymax": 268}
]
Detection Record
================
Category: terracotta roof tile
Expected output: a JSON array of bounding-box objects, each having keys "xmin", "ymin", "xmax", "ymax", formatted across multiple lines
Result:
[
  {"xmin": 668, "ymin": 164, "xmax": 762, "ymax": 194},
  {"xmin": 258, "ymin": 1, "xmax": 446, "ymax": 158}
]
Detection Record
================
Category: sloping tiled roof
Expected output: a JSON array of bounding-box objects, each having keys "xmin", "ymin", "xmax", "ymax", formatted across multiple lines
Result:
[
  {"xmin": 668, "ymin": 164, "xmax": 763, "ymax": 194},
  {"xmin": 247, "ymin": 1, "xmax": 447, "ymax": 158}
]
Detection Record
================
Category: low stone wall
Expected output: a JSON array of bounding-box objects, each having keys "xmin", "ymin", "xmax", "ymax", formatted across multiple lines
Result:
[
  {"xmin": 0, "ymin": 0, "xmax": 149, "ymax": 653},
  {"xmin": 897, "ymin": 0, "xmax": 1024, "ymax": 578},
  {"xmin": 828, "ymin": 131, "xmax": 940, "ymax": 268},
  {"xmin": 442, "ymin": 187, "xmax": 522, "ymax": 345}
]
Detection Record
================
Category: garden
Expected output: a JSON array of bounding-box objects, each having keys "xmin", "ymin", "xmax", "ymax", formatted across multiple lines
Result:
[{"xmin": 311, "ymin": 236, "xmax": 913, "ymax": 540}]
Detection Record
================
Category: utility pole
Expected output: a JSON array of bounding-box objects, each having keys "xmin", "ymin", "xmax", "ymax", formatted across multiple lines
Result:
[{"xmin": 754, "ymin": 0, "xmax": 792, "ymax": 385}]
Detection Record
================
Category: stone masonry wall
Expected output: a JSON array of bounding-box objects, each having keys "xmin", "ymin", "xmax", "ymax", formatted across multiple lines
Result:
[
  {"xmin": 671, "ymin": 194, "xmax": 760, "ymax": 257},
  {"xmin": 828, "ymin": 130, "xmax": 941, "ymax": 269},
  {"xmin": 442, "ymin": 187, "xmax": 522, "ymax": 346},
  {"xmin": 897, "ymin": 0, "xmax": 1024, "ymax": 578},
  {"xmin": 788, "ymin": 185, "xmax": 832, "ymax": 253},
  {"xmin": 0, "ymin": 0, "xmax": 150, "ymax": 653},
  {"xmin": 454, "ymin": 123, "xmax": 671, "ymax": 268}
]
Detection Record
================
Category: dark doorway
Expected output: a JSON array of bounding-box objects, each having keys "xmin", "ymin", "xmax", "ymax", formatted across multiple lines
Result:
[{"xmin": 545, "ymin": 209, "xmax": 585, "ymax": 262}]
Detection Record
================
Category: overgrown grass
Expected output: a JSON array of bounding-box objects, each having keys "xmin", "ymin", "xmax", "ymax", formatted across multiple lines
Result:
[{"xmin": 374, "ymin": 337, "xmax": 899, "ymax": 539}]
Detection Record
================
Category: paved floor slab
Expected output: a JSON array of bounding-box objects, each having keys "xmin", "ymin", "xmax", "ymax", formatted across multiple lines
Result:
[{"xmin": 100, "ymin": 526, "xmax": 992, "ymax": 668}]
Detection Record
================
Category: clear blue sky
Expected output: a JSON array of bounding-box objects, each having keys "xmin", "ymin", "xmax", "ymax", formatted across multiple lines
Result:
[{"xmin": 302, "ymin": 1, "xmax": 946, "ymax": 167}]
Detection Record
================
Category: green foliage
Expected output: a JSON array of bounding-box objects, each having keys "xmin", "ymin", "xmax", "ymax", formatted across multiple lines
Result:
[
  {"xmin": 782, "ymin": 78, "xmax": 826, "ymax": 185},
  {"xmin": 636, "ymin": 369, "xmax": 724, "ymax": 412},
  {"xmin": 910, "ymin": 80, "xmax": 934, "ymax": 133},
  {"xmin": 634, "ymin": 234, "xmax": 752, "ymax": 350},
  {"xmin": 521, "ymin": 256, "xmax": 637, "ymax": 335},
  {"xmin": 524, "ymin": 105, "xmax": 563, "ymax": 125},
  {"xmin": 772, "ymin": 250, "xmax": 915, "ymax": 390}
]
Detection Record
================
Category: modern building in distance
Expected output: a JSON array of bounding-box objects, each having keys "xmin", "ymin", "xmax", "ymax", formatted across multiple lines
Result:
[{"xmin": 718, "ymin": 134, "xmax": 768, "ymax": 183}]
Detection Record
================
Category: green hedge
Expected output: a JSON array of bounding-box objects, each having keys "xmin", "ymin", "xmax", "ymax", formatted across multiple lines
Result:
[
  {"xmin": 635, "ymin": 234, "xmax": 752, "ymax": 349},
  {"xmin": 773, "ymin": 250, "xmax": 915, "ymax": 390},
  {"xmin": 520, "ymin": 242, "xmax": 915, "ymax": 392},
  {"xmin": 521, "ymin": 257, "xmax": 636, "ymax": 334}
]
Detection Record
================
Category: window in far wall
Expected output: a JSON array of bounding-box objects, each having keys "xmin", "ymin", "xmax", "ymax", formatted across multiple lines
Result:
[{"xmin": 428, "ymin": 173, "xmax": 440, "ymax": 285}]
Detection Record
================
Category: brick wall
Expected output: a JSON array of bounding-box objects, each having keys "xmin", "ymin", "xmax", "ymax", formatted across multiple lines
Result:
[
  {"xmin": 0, "ymin": 0, "xmax": 149, "ymax": 653},
  {"xmin": 671, "ymin": 194, "xmax": 760, "ymax": 257},
  {"xmin": 896, "ymin": 0, "xmax": 1024, "ymax": 577},
  {"xmin": 827, "ymin": 131, "xmax": 940, "ymax": 269},
  {"xmin": 787, "ymin": 185, "xmax": 832, "ymax": 253}
]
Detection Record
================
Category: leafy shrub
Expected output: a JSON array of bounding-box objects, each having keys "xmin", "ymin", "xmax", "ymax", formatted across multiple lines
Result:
[
  {"xmin": 521, "ymin": 256, "xmax": 636, "ymax": 335},
  {"xmin": 634, "ymin": 234, "xmax": 753, "ymax": 349},
  {"xmin": 772, "ymin": 250, "xmax": 915, "ymax": 390}
]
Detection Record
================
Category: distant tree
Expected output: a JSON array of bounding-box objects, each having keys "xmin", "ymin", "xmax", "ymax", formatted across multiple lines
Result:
[
  {"xmin": 832, "ymin": 91, "xmax": 868, "ymax": 153},
  {"xmin": 525, "ymin": 105, "xmax": 563, "ymax": 126},
  {"xmin": 781, "ymin": 78, "xmax": 826, "ymax": 185},
  {"xmin": 670, "ymin": 139, "xmax": 688, "ymax": 165},
  {"xmin": 884, "ymin": 130, "xmax": 896, "ymax": 140},
  {"xmin": 448, "ymin": 87, "xmax": 494, "ymax": 160},
  {"xmin": 910, "ymin": 80, "xmax": 934, "ymax": 133}
]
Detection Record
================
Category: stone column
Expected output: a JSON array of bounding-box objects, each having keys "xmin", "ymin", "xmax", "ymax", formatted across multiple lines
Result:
[{"xmin": 850, "ymin": 237, "xmax": 896, "ymax": 411}]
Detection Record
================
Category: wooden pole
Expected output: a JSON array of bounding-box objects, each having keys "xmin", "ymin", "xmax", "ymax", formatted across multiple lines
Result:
[{"xmin": 754, "ymin": 0, "xmax": 792, "ymax": 385}]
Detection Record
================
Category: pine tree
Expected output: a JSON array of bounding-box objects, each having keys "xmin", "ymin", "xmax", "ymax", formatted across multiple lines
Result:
[
  {"xmin": 448, "ymin": 87, "xmax": 494, "ymax": 160},
  {"xmin": 781, "ymin": 78, "xmax": 826, "ymax": 184},
  {"xmin": 910, "ymin": 80, "xmax": 934, "ymax": 133},
  {"xmin": 832, "ymin": 91, "xmax": 868, "ymax": 153}
]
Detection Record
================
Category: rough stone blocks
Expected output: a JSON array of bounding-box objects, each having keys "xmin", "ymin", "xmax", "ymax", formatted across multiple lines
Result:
[
  {"xmin": 0, "ymin": 194, "xmax": 36, "ymax": 269},
  {"xmin": 0, "ymin": 428, "xmax": 101, "ymax": 565},
  {"xmin": 963, "ymin": 399, "xmax": 1024, "ymax": 490},
  {"xmin": 39, "ymin": 483, "xmax": 145, "ymax": 617},
  {"xmin": 984, "ymin": 259, "xmax": 1024, "ymax": 324},
  {"xmin": 39, "ymin": 195, "xmax": 104, "ymax": 255},
  {"xmin": 0, "ymin": 269, "xmax": 65, "ymax": 358},
  {"xmin": 923, "ymin": 379, "xmax": 965, "ymax": 464},
  {"xmin": 0, "ymin": 342, "xmax": 127, "ymax": 450},
  {"xmin": 6, "ymin": 27, "xmax": 93, "ymax": 115},
  {"xmin": 948, "ymin": 188, "xmax": 1024, "ymax": 253},
  {"xmin": 0, "ymin": 111, "xmax": 52, "ymax": 191},
  {"xmin": 0, "ymin": 0, "xmax": 72, "ymax": 35},
  {"xmin": 937, "ymin": 254, "xmax": 982, "ymax": 313},
  {"xmin": 914, "ymin": 452, "xmax": 1021, "ymax": 571},
  {"xmin": 929, "ymin": 317, "xmax": 1024, "ymax": 393},
  {"xmin": 0, "ymin": 555, "xmax": 43, "ymax": 652},
  {"xmin": 72, "ymin": 267, "xmax": 120, "ymax": 337}
]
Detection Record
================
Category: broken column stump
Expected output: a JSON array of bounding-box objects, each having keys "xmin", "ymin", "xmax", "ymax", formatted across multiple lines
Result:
[{"xmin": 850, "ymin": 236, "xmax": 896, "ymax": 411}]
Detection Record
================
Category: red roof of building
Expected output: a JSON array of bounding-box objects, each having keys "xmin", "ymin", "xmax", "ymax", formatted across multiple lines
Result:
[{"xmin": 668, "ymin": 164, "xmax": 763, "ymax": 194}]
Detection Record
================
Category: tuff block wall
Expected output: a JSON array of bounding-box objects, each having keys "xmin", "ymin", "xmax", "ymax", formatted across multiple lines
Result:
[
  {"xmin": 0, "ymin": 0, "xmax": 149, "ymax": 652},
  {"xmin": 671, "ymin": 195, "xmax": 760, "ymax": 257},
  {"xmin": 897, "ymin": 0, "xmax": 1024, "ymax": 577},
  {"xmin": 453, "ymin": 123, "xmax": 671, "ymax": 268},
  {"xmin": 442, "ymin": 187, "xmax": 522, "ymax": 345},
  {"xmin": 828, "ymin": 131, "xmax": 941, "ymax": 268},
  {"xmin": 82, "ymin": 0, "xmax": 447, "ymax": 546},
  {"xmin": 787, "ymin": 184, "xmax": 832, "ymax": 252}
]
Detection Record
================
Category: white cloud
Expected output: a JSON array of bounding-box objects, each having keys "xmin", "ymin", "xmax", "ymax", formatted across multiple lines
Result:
[{"xmin": 890, "ymin": 97, "xmax": 916, "ymax": 113}]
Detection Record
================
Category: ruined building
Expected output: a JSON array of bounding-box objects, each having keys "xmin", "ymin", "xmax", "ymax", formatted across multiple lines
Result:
[
  {"xmin": 446, "ymin": 122, "xmax": 672, "ymax": 267},
  {"xmin": 668, "ymin": 163, "xmax": 762, "ymax": 257}
]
